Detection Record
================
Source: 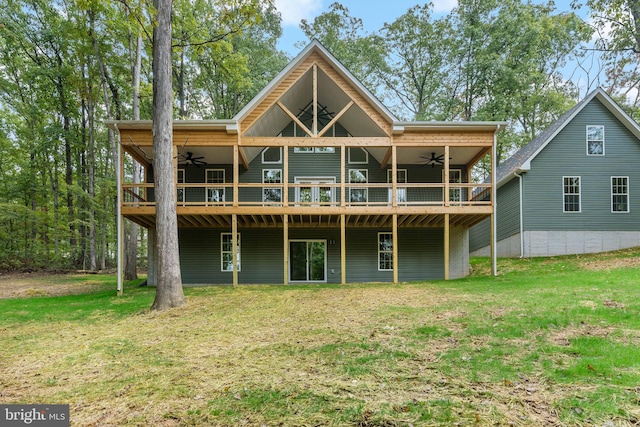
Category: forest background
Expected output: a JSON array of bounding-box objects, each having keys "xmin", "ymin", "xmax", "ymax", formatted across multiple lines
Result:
[{"xmin": 0, "ymin": 0, "xmax": 636, "ymax": 275}]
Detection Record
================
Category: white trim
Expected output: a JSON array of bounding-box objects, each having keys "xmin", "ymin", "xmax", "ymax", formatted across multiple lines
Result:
[
  {"xmin": 348, "ymin": 169, "xmax": 368, "ymax": 203},
  {"xmin": 562, "ymin": 176, "xmax": 581, "ymax": 213},
  {"xmin": 205, "ymin": 168, "xmax": 225, "ymax": 204},
  {"xmin": 586, "ymin": 125, "xmax": 605, "ymax": 156},
  {"xmin": 348, "ymin": 147, "xmax": 369, "ymax": 164},
  {"xmin": 378, "ymin": 232, "xmax": 393, "ymax": 271},
  {"xmin": 261, "ymin": 147, "xmax": 282, "ymax": 164},
  {"xmin": 221, "ymin": 232, "xmax": 241, "ymax": 272},
  {"xmin": 611, "ymin": 176, "xmax": 630, "ymax": 213}
]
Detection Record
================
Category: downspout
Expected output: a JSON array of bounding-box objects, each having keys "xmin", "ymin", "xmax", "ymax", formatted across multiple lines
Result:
[{"xmin": 514, "ymin": 172, "xmax": 524, "ymax": 258}]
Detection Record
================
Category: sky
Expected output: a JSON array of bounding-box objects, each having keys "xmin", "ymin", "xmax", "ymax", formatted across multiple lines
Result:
[
  {"xmin": 271, "ymin": 0, "xmax": 607, "ymax": 99},
  {"xmin": 273, "ymin": 0, "xmax": 581, "ymax": 56}
]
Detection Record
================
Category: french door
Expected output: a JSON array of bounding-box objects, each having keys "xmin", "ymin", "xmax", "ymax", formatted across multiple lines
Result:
[
  {"xmin": 295, "ymin": 177, "xmax": 334, "ymax": 206},
  {"xmin": 289, "ymin": 240, "xmax": 326, "ymax": 282}
]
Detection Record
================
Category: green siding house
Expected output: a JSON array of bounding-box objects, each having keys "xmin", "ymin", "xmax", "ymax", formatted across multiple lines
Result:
[
  {"xmin": 111, "ymin": 41, "xmax": 504, "ymax": 285},
  {"xmin": 470, "ymin": 88, "xmax": 640, "ymax": 258}
]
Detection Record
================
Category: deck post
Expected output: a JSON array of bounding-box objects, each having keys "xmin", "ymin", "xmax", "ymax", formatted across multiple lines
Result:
[
  {"xmin": 392, "ymin": 214, "xmax": 398, "ymax": 284},
  {"xmin": 283, "ymin": 214, "xmax": 289, "ymax": 284},
  {"xmin": 444, "ymin": 213, "xmax": 450, "ymax": 280},
  {"xmin": 116, "ymin": 131, "xmax": 123, "ymax": 296},
  {"xmin": 341, "ymin": 214, "xmax": 346, "ymax": 285}
]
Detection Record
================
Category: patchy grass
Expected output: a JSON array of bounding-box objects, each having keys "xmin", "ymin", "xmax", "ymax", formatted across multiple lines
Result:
[{"xmin": 0, "ymin": 249, "xmax": 639, "ymax": 426}]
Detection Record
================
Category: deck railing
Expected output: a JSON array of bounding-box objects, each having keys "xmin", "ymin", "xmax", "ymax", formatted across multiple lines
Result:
[{"xmin": 122, "ymin": 182, "xmax": 492, "ymax": 208}]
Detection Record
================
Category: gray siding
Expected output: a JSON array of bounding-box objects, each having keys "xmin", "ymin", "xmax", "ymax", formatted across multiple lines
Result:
[
  {"xmin": 178, "ymin": 227, "xmax": 448, "ymax": 284},
  {"xmin": 523, "ymin": 98, "xmax": 640, "ymax": 232},
  {"xmin": 469, "ymin": 178, "xmax": 520, "ymax": 252}
]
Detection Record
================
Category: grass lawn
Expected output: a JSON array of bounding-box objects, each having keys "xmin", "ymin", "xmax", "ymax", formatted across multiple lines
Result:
[{"xmin": 1, "ymin": 249, "xmax": 639, "ymax": 426}]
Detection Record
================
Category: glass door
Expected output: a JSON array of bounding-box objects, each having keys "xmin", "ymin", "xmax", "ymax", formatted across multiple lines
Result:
[
  {"xmin": 290, "ymin": 240, "xmax": 326, "ymax": 282},
  {"xmin": 295, "ymin": 178, "xmax": 334, "ymax": 206}
]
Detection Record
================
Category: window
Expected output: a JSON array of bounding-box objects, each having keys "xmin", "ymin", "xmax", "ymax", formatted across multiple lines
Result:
[
  {"xmin": 349, "ymin": 169, "xmax": 368, "ymax": 203},
  {"xmin": 263, "ymin": 169, "xmax": 282, "ymax": 203},
  {"xmin": 449, "ymin": 169, "xmax": 462, "ymax": 203},
  {"xmin": 294, "ymin": 147, "xmax": 334, "ymax": 153},
  {"xmin": 177, "ymin": 169, "xmax": 185, "ymax": 204},
  {"xmin": 587, "ymin": 125, "xmax": 604, "ymax": 155},
  {"xmin": 387, "ymin": 169, "xmax": 407, "ymax": 204},
  {"xmin": 563, "ymin": 176, "xmax": 581, "ymax": 212},
  {"xmin": 221, "ymin": 233, "xmax": 241, "ymax": 272},
  {"xmin": 378, "ymin": 233, "xmax": 393, "ymax": 271},
  {"xmin": 206, "ymin": 169, "xmax": 225, "ymax": 204},
  {"xmin": 349, "ymin": 147, "xmax": 368, "ymax": 164},
  {"xmin": 612, "ymin": 176, "xmax": 629, "ymax": 213},
  {"xmin": 262, "ymin": 147, "xmax": 282, "ymax": 164}
]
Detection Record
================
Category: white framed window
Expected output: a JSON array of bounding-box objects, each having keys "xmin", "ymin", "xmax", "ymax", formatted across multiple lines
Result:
[
  {"xmin": 294, "ymin": 147, "xmax": 334, "ymax": 153},
  {"xmin": 378, "ymin": 233, "xmax": 393, "ymax": 271},
  {"xmin": 587, "ymin": 125, "xmax": 605, "ymax": 155},
  {"xmin": 348, "ymin": 147, "xmax": 368, "ymax": 164},
  {"xmin": 349, "ymin": 169, "xmax": 368, "ymax": 203},
  {"xmin": 262, "ymin": 147, "xmax": 282, "ymax": 164},
  {"xmin": 206, "ymin": 169, "xmax": 225, "ymax": 204},
  {"xmin": 177, "ymin": 169, "xmax": 185, "ymax": 203},
  {"xmin": 449, "ymin": 169, "xmax": 462, "ymax": 203},
  {"xmin": 221, "ymin": 233, "xmax": 241, "ymax": 272},
  {"xmin": 612, "ymin": 176, "xmax": 629, "ymax": 213},
  {"xmin": 263, "ymin": 169, "xmax": 282, "ymax": 204},
  {"xmin": 387, "ymin": 169, "xmax": 407, "ymax": 204},
  {"xmin": 563, "ymin": 176, "xmax": 581, "ymax": 213},
  {"xmin": 295, "ymin": 177, "xmax": 335, "ymax": 205}
]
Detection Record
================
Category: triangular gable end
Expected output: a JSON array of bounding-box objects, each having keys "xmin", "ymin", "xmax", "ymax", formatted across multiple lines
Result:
[{"xmin": 236, "ymin": 41, "xmax": 394, "ymax": 140}]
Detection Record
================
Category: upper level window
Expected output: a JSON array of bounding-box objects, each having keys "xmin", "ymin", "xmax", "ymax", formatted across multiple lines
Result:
[
  {"xmin": 206, "ymin": 169, "xmax": 225, "ymax": 204},
  {"xmin": 348, "ymin": 147, "xmax": 368, "ymax": 164},
  {"xmin": 612, "ymin": 176, "xmax": 629, "ymax": 213},
  {"xmin": 349, "ymin": 169, "xmax": 368, "ymax": 203},
  {"xmin": 294, "ymin": 147, "xmax": 335, "ymax": 153},
  {"xmin": 262, "ymin": 147, "xmax": 282, "ymax": 164},
  {"xmin": 587, "ymin": 125, "xmax": 604, "ymax": 155},
  {"xmin": 263, "ymin": 169, "xmax": 282, "ymax": 204},
  {"xmin": 563, "ymin": 176, "xmax": 581, "ymax": 212}
]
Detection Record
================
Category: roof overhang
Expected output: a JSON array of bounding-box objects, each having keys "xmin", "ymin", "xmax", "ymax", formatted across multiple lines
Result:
[
  {"xmin": 393, "ymin": 121, "xmax": 508, "ymax": 134},
  {"xmin": 106, "ymin": 120, "xmax": 238, "ymax": 134}
]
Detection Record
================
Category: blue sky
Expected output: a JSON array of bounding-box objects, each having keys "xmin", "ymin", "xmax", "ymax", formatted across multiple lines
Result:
[
  {"xmin": 274, "ymin": 0, "xmax": 582, "ymax": 56},
  {"xmin": 272, "ymin": 0, "xmax": 602, "ymax": 98}
]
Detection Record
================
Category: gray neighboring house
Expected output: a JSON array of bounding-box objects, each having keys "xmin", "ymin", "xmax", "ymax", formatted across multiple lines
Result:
[{"xmin": 470, "ymin": 88, "xmax": 640, "ymax": 258}]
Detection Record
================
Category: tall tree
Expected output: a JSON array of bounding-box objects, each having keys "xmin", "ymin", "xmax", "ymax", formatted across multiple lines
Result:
[{"xmin": 151, "ymin": 0, "xmax": 184, "ymax": 310}]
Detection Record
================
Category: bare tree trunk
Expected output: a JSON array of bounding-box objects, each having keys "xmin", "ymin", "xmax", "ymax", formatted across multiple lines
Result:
[{"xmin": 151, "ymin": 0, "xmax": 184, "ymax": 310}]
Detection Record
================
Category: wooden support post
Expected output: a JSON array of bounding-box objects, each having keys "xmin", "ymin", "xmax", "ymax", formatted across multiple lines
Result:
[
  {"xmin": 341, "ymin": 214, "xmax": 346, "ymax": 285},
  {"xmin": 233, "ymin": 145, "xmax": 239, "ymax": 206},
  {"xmin": 283, "ymin": 214, "xmax": 289, "ymax": 284},
  {"xmin": 117, "ymin": 137, "xmax": 124, "ymax": 295},
  {"xmin": 444, "ymin": 213, "xmax": 450, "ymax": 281},
  {"xmin": 391, "ymin": 145, "xmax": 397, "ymax": 207},
  {"xmin": 444, "ymin": 145, "xmax": 450, "ymax": 207},
  {"xmin": 392, "ymin": 214, "xmax": 399, "ymax": 284},
  {"xmin": 283, "ymin": 146, "xmax": 289, "ymax": 206},
  {"xmin": 232, "ymin": 214, "xmax": 238, "ymax": 286},
  {"xmin": 340, "ymin": 146, "xmax": 346, "ymax": 207}
]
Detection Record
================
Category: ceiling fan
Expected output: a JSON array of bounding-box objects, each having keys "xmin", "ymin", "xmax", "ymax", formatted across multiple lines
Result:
[
  {"xmin": 417, "ymin": 152, "xmax": 450, "ymax": 168},
  {"xmin": 180, "ymin": 151, "xmax": 206, "ymax": 167}
]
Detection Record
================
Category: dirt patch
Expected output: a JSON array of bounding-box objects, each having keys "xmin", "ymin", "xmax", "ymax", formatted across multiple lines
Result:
[
  {"xmin": 0, "ymin": 271, "xmax": 108, "ymax": 299},
  {"xmin": 580, "ymin": 256, "xmax": 640, "ymax": 271}
]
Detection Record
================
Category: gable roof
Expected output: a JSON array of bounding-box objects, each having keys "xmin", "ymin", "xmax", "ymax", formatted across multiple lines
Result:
[
  {"xmin": 233, "ymin": 39, "xmax": 398, "ymax": 128},
  {"xmin": 496, "ymin": 87, "xmax": 640, "ymax": 188}
]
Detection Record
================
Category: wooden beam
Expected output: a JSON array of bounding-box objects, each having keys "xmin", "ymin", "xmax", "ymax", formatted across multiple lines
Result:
[
  {"xmin": 313, "ymin": 64, "xmax": 318, "ymax": 136},
  {"xmin": 283, "ymin": 214, "xmax": 289, "ymax": 285},
  {"xmin": 240, "ymin": 136, "xmax": 392, "ymax": 147},
  {"xmin": 380, "ymin": 147, "xmax": 392, "ymax": 169},
  {"xmin": 341, "ymin": 214, "xmax": 346, "ymax": 285},
  {"xmin": 444, "ymin": 213, "xmax": 450, "ymax": 281},
  {"xmin": 393, "ymin": 214, "xmax": 399, "ymax": 284},
  {"xmin": 277, "ymin": 101, "xmax": 314, "ymax": 137},
  {"xmin": 238, "ymin": 147, "xmax": 249, "ymax": 170},
  {"xmin": 318, "ymin": 101, "xmax": 355, "ymax": 137}
]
